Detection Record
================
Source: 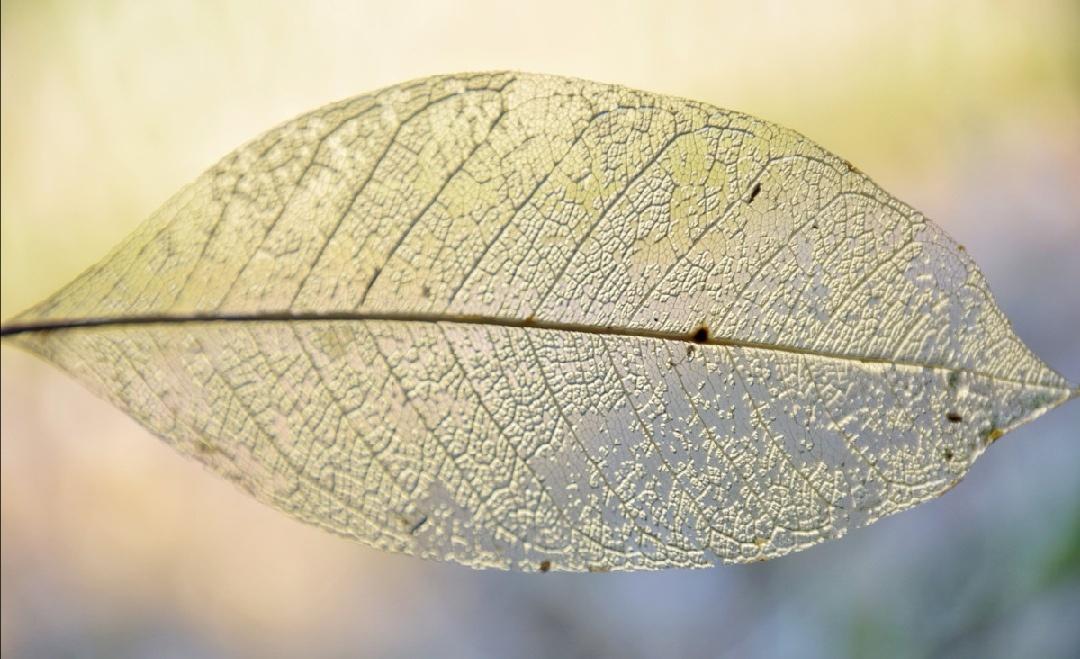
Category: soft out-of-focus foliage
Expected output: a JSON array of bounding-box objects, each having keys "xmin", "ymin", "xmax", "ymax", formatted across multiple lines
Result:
[{"xmin": 2, "ymin": 0, "xmax": 1078, "ymax": 656}]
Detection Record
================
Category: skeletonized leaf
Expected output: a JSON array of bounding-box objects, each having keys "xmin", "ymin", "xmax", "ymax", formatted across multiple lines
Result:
[{"xmin": 2, "ymin": 72, "xmax": 1075, "ymax": 571}]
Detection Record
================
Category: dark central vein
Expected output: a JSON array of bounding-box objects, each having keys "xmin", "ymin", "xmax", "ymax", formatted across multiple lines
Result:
[{"xmin": 0, "ymin": 310, "xmax": 1071, "ymax": 392}]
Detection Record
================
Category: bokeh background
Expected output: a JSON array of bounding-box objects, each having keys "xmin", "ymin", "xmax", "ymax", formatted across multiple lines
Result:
[{"xmin": 2, "ymin": 1, "xmax": 1078, "ymax": 657}]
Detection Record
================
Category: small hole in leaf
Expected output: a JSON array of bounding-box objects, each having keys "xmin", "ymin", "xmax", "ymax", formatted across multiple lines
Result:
[
  {"xmin": 748, "ymin": 181, "xmax": 761, "ymax": 203},
  {"xmin": 539, "ymin": 560, "xmax": 551, "ymax": 573},
  {"xmin": 946, "ymin": 413, "xmax": 963, "ymax": 423},
  {"xmin": 691, "ymin": 326, "xmax": 709, "ymax": 344}
]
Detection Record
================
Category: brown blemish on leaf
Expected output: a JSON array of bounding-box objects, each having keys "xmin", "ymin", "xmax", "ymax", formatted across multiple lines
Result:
[
  {"xmin": 587, "ymin": 565, "xmax": 610, "ymax": 573},
  {"xmin": 194, "ymin": 439, "xmax": 220, "ymax": 455},
  {"xmin": 984, "ymin": 427, "xmax": 1005, "ymax": 444},
  {"xmin": 842, "ymin": 158, "xmax": 862, "ymax": 175},
  {"xmin": 752, "ymin": 537, "xmax": 770, "ymax": 561},
  {"xmin": 539, "ymin": 560, "xmax": 551, "ymax": 573},
  {"xmin": 943, "ymin": 448, "xmax": 954, "ymax": 461},
  {"xmin": 691, "ymin": 325, "xmax": 709, "ymax": 344},
  {"xmin": 408, "ymin": 514, "xmax": 428, "ymax": 535},
  {"xmin": 946, "ymin": 412, "xmax": 963, "ymax": 423},
  {"xmin": 748, "ymin": 181, "xmax": 762, "ymax": 203}
]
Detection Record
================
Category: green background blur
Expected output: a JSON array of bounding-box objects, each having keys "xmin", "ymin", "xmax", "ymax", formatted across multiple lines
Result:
[{"xmin": 2, "ymin": 1, "xmax": 1078, "ymax": 657}]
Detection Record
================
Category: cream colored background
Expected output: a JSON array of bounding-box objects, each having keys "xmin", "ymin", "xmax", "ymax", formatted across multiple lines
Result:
[{"xmin": 2, "ymin": 1, "xmax": 1078, "ymax": 657}]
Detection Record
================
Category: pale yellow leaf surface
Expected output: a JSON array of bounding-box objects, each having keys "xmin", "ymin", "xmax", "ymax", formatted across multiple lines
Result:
[{"xmin": 3, "ymin": 72, "xmax": 1075, "ymax": 571}]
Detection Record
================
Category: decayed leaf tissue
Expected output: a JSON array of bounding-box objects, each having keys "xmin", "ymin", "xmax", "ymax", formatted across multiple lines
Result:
[{"xmin": 2, "ymin": 72, "xmax": 1075, "ymax": 571}]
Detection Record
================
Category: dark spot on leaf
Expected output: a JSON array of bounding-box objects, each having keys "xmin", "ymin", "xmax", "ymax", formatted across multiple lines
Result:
[
  {"xmin": 983, "ymin": 427, "xmax": 1004, "ymax": 444},
  {"xmin": 943, "ymin": 448, "xmax": 954, "ymax": 461},
  {"xmin": 947, "ymin": 371, "xmax": 960, "ymax": 388},
  {"xmin": 691, "ymin": 325, "xmax": 709, "ymax": 344},
  {"xmin": 523, "ymin": 314, "xmax": 536, "ymax": 326},
  {"xmin": 686, "ymin": 344, "xmax": 695, "ymax": 357},
  {"xmin": 420, "ymin": 284, "xmax": 431, "ymax": 298},
  {"xmin": 946, "ymin": 413, "xmax": 963, "ymax": 423},
  {"xmin": 408, "ymin": 514, "xmax": 428, "ymax": 535},
  {"xmin": 194, "ymin": 439, "xmax": 219, "ymax": 455},
  {"xmin": 539, "ymin": 560, "xmax": 551, "ymax": 572},
  {"xmin": 748, "ymin": 181, "xmax": 761, "ymax": 203}
]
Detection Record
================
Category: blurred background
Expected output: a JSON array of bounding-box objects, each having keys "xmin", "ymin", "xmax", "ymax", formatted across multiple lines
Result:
[{"xmin": 2, "ymin": 1, "xmax": 1078, "ymax": 657}]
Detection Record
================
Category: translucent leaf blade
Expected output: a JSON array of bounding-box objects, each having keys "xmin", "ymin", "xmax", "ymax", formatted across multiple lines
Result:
[{"xmin": 4, "ymin": 72, "xmax": 1075, "ymax": 571}]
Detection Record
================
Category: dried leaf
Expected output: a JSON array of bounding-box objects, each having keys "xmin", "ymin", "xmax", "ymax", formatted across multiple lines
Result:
[{"xmin": 2, "ymin": 72, "xmax": 1075, "ymax": 571}]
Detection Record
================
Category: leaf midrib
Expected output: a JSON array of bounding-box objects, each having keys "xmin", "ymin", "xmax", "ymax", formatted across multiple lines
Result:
[{"xmin": 0, "ymin": 310, "xmax": 1072, "ymax": 392}]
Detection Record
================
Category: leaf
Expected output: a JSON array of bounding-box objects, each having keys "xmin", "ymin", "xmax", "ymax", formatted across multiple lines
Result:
[{"xmin": 2, "ymin": 72, "xmax": 1075, "ymax": 572}]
